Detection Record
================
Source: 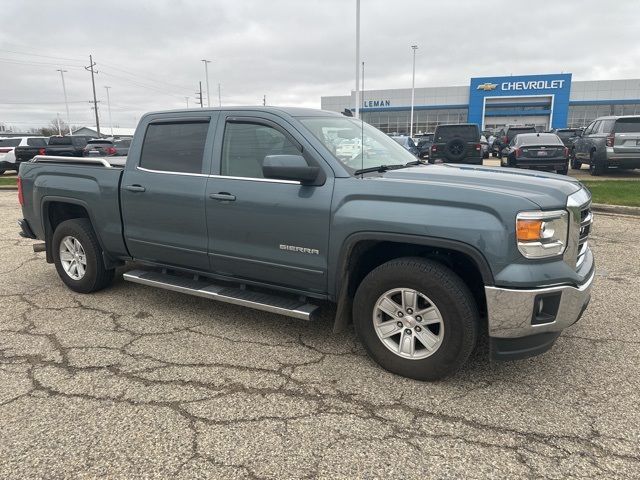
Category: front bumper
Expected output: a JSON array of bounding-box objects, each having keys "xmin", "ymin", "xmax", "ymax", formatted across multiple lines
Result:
[{"xmin": 486, "ymin": 270, "xmax": 594, "ymax": 339}]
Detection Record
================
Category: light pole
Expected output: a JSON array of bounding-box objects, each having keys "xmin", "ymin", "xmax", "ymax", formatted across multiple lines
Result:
[
  {"xmin": 56, "ymin": 68, "xmax": 72, "ymax": 134},
  {"xmin": 104, "ymin": 86, "xmax": 113, "ymax": 137},
  {"xmin": 354, "ymin": 0, "xmax": 360, "ymax": 119},
  {"xmin": 409, "ymin": 44, "xmax": 418, "ymax": 138},
  {"xmin": 218, "ymin": 83, "xmax": 222, "ymax": 107},
  {"xmin": 185, "ymin": 96, "xmax": 190, "ymax": 108},
  {"xmin": 201, "ymin": 59, "xmax": 211, "ymax": 107}
]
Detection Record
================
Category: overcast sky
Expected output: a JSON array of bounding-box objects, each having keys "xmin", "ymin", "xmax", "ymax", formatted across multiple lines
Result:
[{"xmin": 1, "ymin": 0, "xmax": 639, "ymax": 131}]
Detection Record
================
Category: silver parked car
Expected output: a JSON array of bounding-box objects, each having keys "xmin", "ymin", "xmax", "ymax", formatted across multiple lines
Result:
[{"xmin": 573, "ymin": 115, "xmax": 640, "ymax": 175}]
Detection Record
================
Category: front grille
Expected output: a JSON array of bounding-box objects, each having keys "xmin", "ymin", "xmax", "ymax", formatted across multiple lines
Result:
[{"xmin": 576, "ymin": 205, "xmax": 592, "ymax": 268}]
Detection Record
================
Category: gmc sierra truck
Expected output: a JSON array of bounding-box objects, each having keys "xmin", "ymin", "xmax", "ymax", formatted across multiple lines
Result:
[{"xmin": 17, "ymin": 107, "xmax": 594, "ymax": 380}]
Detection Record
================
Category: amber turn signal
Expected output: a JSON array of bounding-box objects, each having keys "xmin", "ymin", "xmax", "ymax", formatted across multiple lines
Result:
[{"xmin": 516, "ymin": 219, "xmax": 543, "ymax": 241}]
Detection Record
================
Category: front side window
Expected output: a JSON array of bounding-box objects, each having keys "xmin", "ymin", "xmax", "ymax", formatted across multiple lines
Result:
[
  {"xmin": 300, "ymin": 116, "xmax": 415, "ymax": 172},
  {"xmin": 140, "ymin": 121, "xmax": 209, "ymax": 174},
  {"xmin": 221, "ymin": 122, "xmax": 301, "ymax": 178}
]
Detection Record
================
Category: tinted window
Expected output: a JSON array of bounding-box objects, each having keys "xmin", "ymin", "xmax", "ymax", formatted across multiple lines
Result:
[
  {"xmin": 517, "ymin": 134, "xmax": 562, "ymax": 145},
  {"xmin": 589, "ymin": 121, "xmax": 601, "ymax": 135},
  {"xmin": 221, "ymin": 122, "xmax": 300, "ymax": 178},
  {"xmin": 48, "ymin": 136, "xmax": 72, "ymax": 145},
  {"xmin": 614, "ymin": 118, "xmax": 640, "ymax": 133},
  {"xmin": 140, "ymin": 121, "xmax": 209, "ymax": 174},
  {"xmin": 434, "ymin": 125, "xmax": 479, "ymax": 142},
  {"xmin": 72, "ymin": 137, "xmax": 89, "ymax": 147},
  {"xmin": 507, "ymin": 128, "xmax": 535, "ymax": 140},
  {"xmin": 556, "ymin": 129, "xmax": 580, "ymax": 139},
  {"xmin": 87, "ymin": 140, "xmax": 112, "ymax": 145},
  {"xmin": 0, "ymin": 138, "xmax": 21, "ymax": 147},
  {"xmin": 27, "ymin": 138, "xmax": 47, "ymax": 147}
]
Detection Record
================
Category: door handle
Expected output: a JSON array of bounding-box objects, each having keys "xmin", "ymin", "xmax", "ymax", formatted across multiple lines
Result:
[
  {"xmin": 209, "ymin": 192, "xmax": 236, "ymax": 201},
  {"xmin": 124, "ymin": 185, "xmax": 146, "ymax": 192}
]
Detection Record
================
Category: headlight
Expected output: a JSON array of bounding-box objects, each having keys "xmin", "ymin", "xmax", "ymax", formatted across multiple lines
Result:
[{"xmin": 516, "ymin": 210, "xmax": 568, "ymax": 259}]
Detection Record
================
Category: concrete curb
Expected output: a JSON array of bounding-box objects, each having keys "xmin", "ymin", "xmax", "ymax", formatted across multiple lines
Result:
[
  {"xmin": 592, "ymin": 203, "xmax": 640, "ymax": 217},
  {"xmin": 0, "ymin": 185, "xmax": 17, "ymax": 191}
]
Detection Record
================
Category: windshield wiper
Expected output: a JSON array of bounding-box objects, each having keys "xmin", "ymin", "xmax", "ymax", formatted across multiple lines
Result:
[{"xmin": 353, "ymin": 164, "xmax": 405, "ymax": 175}]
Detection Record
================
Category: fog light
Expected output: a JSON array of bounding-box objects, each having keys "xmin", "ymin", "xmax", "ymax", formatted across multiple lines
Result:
[{"xmin": 531, "ymin": 293, "xmax": 562, "ymax": 325}]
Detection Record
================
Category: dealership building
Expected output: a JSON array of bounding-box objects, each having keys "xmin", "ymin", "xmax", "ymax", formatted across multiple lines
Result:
[{"xmin": 321, "ymin": 73, "xmax": 640, "ymax": 134}]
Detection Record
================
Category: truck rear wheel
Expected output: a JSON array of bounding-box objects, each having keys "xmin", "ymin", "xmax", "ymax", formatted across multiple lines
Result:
[
  {"xmin": 52, "ymin": 218, "xmax": 115, "ymax": 293},
  {"xmin": 353, "ymin": 257, "xmax": 478, "ymax": 381}
]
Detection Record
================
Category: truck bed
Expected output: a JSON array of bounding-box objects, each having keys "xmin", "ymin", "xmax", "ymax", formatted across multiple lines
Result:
[{"xmin": 19, "ymin": 155, "xmax": 129, "ymax": 260}]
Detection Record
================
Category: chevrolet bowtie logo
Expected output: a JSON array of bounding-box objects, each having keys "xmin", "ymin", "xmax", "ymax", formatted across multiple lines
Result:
[{"xmin": 477, "ymin": 83, "xmax": 498, "ymax": 91}]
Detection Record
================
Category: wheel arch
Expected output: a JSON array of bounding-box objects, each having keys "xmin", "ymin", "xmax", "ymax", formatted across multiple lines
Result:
[
  {"xmin": 41, "ymin": 197, "xmax": 115, "ymax": 268},
  {"xmin": 332, "ymin": 233, "xmax": 493, "ymax": 333}
]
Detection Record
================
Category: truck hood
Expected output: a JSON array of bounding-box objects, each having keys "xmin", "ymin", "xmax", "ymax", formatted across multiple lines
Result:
[{"xmin": 380, "ymin": 164, "xmax": 583, "ymax": 209}]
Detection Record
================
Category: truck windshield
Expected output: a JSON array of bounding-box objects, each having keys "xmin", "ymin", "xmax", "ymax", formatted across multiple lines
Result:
[{"xmin": 299, "ymin": 117, "xmax": 416, "ymax": 173}]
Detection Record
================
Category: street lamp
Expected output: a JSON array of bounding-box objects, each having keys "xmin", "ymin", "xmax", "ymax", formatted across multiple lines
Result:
[
  {"xmin": 104, "ymin": 86, "xmax": 113, "ymax": 137},
  {"xmin": 56, "ymin": 68, "xmax": 72, "ymax": 134},
  {"xmin": 409, "ymin": 44, "xmax": 418, "ymax": 138},
  {"xmin": 354, "ymin": 0, "xmax": 361, "ymax": 119},
  {"xmin": 201, "ymin": 59, "xmax": 212, "ymax": 107}
]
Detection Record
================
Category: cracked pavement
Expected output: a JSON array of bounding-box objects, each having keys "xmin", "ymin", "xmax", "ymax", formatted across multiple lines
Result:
[{"xmin": 0, "ymin": 191, "xmax": 639, "ymax": 479}]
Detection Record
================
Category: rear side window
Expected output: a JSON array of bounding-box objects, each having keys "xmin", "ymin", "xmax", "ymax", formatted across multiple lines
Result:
[
  {"xmin": 0, "ymin": 138, "xmax": 21, "ymax": 147},
  {"xmin": 27, "ymin": 138, "xmax": 47, "ymax": 147},
  {"xmin": 48, "ymin": 136, "xmax": 72, "ymax": 145},
  {"xmin": 72, "ymin": 137, "xmax": 89, "ymax": 147},
  {"xmin": 221, "ymin": 122, "xmax": 300, "ymax": 178},
  {"xmin": 614, "ymin": 118, "xmax": 640, "ymax": 133},
  {"xmin": 434, "ymin": 125, "xmax": 479, "ymax": 142},
  {"xmin": 140, "ymin": 121, "xmax": 209, "ymax": 174}
]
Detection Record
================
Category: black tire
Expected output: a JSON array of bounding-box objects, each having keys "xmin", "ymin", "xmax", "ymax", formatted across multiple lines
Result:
[
  {"xmin": 0, "ymin": 169, "xmax": 5, "ymax": 175},
  {"xmin": 444, "ymin": 138, "xmax": 467, "ymax": 162},
  {"xmin": 588, "ymin": 151, "xmax": 606, "ymax": 176},
  {"xmin": 353, "ymin": 257, "xmax": 478, "ymax": 381},
  {"xmin": 570, "ymin": 151, "xmax": 581, "ymax": 170},
  {"xmin": 52, "ymin": 218, "xmax": 115, "ymax": 293},
  {"xmin": 557, "ymin": 167, "xmax": 568, "ymax": 175}
]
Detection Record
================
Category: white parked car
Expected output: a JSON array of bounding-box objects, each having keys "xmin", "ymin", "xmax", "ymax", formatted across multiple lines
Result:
[{"xmin": 0, "ymin": 136, "xmax": 48, "ymax": 174}]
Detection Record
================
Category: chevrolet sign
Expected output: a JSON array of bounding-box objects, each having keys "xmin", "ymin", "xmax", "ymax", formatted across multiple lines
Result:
[
  {"xmin": 477, "ymin": 83, "xmax": 498, "ymax": 91},
  {"xmin": 501, "ymin": 79, "xmax": 565, "ymax": 91}
]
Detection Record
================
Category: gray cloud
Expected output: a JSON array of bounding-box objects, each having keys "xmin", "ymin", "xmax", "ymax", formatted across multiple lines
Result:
[{"xmin": 1, "ymin": 0, "xmax": 639, "ymax": 131}]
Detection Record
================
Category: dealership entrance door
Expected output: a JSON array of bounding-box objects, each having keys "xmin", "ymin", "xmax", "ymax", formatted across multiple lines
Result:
[{"xmin": 483, "ymin": 95, "xmax": 552, "ymax": 131}]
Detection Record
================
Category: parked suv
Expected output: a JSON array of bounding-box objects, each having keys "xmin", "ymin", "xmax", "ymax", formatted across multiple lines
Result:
[
  {"xmin": 573, "ymin": 116, "xmax": 640, "ymax": 175},
  {"xmin": 0, "ymin": 136, "xmax": 48, "ymax": 174},
  {"xmin": 415, "ymin": 133, "xmax": 434, "ymax": 159},
  {"xmin": 492, "ymin": 126, "xmax": 537, "ymax": 157},
  {"xmin": 429, "ymin": 124, "xmax": 482, "ymax": 164}
]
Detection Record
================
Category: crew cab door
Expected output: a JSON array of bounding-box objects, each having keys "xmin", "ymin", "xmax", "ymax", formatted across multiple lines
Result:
[
  {"xmin": 205, "ymin": 113, "xmax": 333, "ymax": 294},
  {"xmin": 121, "ymin": 113, "xmax": 217, "ymax": 270}
]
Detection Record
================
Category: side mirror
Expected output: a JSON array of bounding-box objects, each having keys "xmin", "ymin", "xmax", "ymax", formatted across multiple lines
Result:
[{"xmin": 263, "ymin": 155, "xmax": 320, "ymax": 184}]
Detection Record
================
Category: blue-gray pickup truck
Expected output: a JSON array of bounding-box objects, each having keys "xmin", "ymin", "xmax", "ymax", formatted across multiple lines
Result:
[{"xmin": 17, "ymin": 107, "xmax": 594, "ymax": 380}]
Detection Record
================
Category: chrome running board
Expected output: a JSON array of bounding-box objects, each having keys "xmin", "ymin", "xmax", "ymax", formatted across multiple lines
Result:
[{"xmin": 123, "ymin": 269, "xmax": 318, "ymax": 321}]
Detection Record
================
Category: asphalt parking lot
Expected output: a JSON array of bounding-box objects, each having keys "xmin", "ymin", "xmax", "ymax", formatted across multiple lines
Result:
[{"xmin": 1, "ymin": 190, "xmax": 639, "ymax": 479}]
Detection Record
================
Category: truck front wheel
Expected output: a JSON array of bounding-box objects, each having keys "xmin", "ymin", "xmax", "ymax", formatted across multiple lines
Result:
[
  {"xmin": 52, "ymin": 218, "xmax": 115, "ymax": 293},
  {"xmin": 353, "ymin": 257, "xmax": 478, "ymax": 381}
]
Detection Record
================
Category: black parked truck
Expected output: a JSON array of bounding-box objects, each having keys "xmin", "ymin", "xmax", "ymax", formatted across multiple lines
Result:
[{"xmin": 43, "ymin": 135, "xmax": 95, "ymax": 157}]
